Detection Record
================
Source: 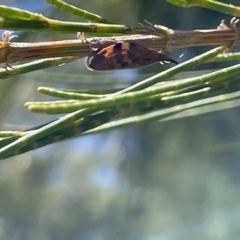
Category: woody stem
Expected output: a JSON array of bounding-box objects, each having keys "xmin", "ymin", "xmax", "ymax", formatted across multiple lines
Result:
[{"xmin": 0, "ymin": 27, "xmax": 239, "ymax": 65}]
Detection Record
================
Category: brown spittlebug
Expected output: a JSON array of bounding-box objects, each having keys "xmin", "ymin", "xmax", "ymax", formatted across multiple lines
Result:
[{"xmin": 85, "ymin": 42, "xmax": 177, "ymax": 71}]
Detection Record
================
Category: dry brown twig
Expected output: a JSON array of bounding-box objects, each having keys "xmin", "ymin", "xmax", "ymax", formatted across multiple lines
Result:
[{"xmin": 0, "ymin": 18, "xmax": 240, "ymax": 68}]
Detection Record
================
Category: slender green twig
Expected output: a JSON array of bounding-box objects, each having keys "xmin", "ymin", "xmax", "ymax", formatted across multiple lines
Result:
[
  {"xmin": 111, "ymin": 45, "xmax": 227, "ymax": 95},
  {"xmin": 25, "ymin": 47, "xmax": 231, "ymax": 114},
  {"xmin": 206, "ymin": 52, "xmax": 240, "ymax": 63},
  {"xmin": 166, "ymin": 0, "xmax": 240, "ymax": 17},
  {"xmin": 0, "ymin": 5, "xmax": 152, "ymax": 34},
  {"xmin": 84, "ymin": 89, "xmax": 240, "ymax": 135},
  {"xmin": 46, "ymin": 0, "xmax": 116, "ymax": 24},
  {"xmin": 0, "ymin": 107, "xmax": 99, "ymax": 159},
  {"xmin": 0, "ymin": 57, "xmax": 77, "ymax": 79},
  {"xmin": 0, "ymin": 5, "xmax": 49, "ymax": 20},
  {"xmin": 0, "ymin": 109, "xmax": 117, "ymax": 159},
  {"xmin": 38, "ymin": 87, "xmax": 105, "ymax": 100},
  {"xmin": 0, "ymin": 84, "xmax": 225, "ymax": 156},
  {"xmin": 0, "ymin": 73, "xmax": 238, "ymax": 158},
  {"xmin": 25, "ymin": 49, "xmax": 237, "ymax": 114}
]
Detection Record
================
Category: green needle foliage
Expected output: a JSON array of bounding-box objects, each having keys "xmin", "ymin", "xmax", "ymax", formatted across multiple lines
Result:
[
  {"xmin": 46, "ymin": 0, "xmax": 117, "ymax": 24},
  {"xmin": 167, "ymin": 0, "xmax": 240, "ymax": 17},
  {"xmin": 25, "ymin": 61, "xmax": 240, "ymax": 114},
  {"xmin": 0, "ymin": 0, "xmax": 240, "ymax": 159},
  {"xmin": 0, "ymin": 4, "xmax": 151, "ymax": 34}
]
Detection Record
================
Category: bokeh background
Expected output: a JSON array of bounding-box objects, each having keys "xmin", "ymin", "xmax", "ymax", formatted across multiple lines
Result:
[{"xmin": 1, "ymin": 0, "xmax": 240, "ymax": 239}]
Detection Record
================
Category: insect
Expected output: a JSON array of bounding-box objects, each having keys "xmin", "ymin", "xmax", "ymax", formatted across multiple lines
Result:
[{"xmin": 85, "ymin": 42, "xmax": 177, "ymax": 71}]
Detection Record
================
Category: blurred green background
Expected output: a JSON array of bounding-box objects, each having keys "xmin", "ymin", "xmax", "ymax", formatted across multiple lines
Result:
[{"xmin": 0, "ymin": 0, "xmax": 240, "ymax": 239}]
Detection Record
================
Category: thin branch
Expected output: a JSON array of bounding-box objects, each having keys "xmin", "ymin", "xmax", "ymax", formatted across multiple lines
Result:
[{"xmin": 0, "ymin": 20, "xmax": 239, "ymax": 66}]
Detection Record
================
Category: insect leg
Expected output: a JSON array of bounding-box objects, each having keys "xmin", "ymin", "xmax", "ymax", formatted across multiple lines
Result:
[{"xmin": 1, "ymin": 31, "xmax": 18, "ymax": 71}]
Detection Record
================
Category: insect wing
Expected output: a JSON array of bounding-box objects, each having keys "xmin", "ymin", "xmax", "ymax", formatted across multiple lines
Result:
[
  {"xmin": 89, "ymin": 43, "xmax": 131, "ymax": 70},
  {"xmin": 87, "ymin": 42, "xmax": 177, "ymax": 71}
]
